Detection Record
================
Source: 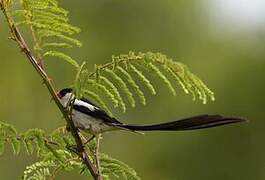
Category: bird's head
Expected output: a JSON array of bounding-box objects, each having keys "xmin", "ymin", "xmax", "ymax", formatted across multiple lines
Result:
[{"xmin": 57, "ymin": 88, "xmax": 73, "ymax": 106}]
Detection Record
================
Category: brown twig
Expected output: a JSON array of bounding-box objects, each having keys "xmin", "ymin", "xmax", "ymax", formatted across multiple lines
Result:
[
  {"xmin": 49, "ymin": 156, "xmax": 80, "ymax": 180},
  {"xmin": 49, "ymin": 166, "xmax": 62, "ymax": 180},
  {"xmin": 0, "ymin": 3, "xmax": 101, "ymax": 180},
  {"xmin": 95, "ymin": 135, "xmax": 102, "ymax": 176}
]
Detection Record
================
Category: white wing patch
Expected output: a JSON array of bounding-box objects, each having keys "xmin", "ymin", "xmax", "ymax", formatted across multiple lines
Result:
[{"xmin": 74, "ymin": 99, "xmax": 98, "ymax": 111}]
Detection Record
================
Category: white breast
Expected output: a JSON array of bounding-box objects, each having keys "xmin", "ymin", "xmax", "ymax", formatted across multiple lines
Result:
[{"xmin": 72, "ymin": 110, "xmax": 115, "ymax": 135}]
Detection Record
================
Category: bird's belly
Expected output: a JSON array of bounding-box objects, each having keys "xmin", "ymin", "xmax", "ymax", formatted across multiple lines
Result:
[{"xmin": 72, "ymin": 110, "xmax": 113, "ymax": 134}]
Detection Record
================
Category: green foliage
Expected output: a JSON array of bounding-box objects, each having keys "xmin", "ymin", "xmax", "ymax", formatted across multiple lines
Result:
[
  {"xmin": 23, "ymin": 160, "xmax": 56, "ymax": 180},
  {"xmin": 105, "ymin": 68, "xmax": 136, "ymax": 108},
  {"xmin": 129, "ymin": 63, "xmax": 156, "ymax": 95},
  {"xmin": 0, "ymin": 121, "xmax": 20, "ymax": 155},
  {"xmin": 8, "ymin": 0, "xmax": 215, "ymax": 115},
  {"xmin": 99, "ymin": 76, "xmax": 126, "ymax": 112},
  {"xmin": 0, "ymin": 121, "xmax": 53, "ymax": 156},
  {"xmin": 75, "ymin": 51, "xmax": 215, "ymax": 114},
  {"xmin": 147, "ymin": 62, "xmax": 176, "ymax": 96},
  {"xmin": 0, "ymin": 120, "xmax": 140, "ymax": 179},
  {"xmin": 100, "ymin": 153, "xmax": 140, "ymax": 180},
  {"xmin": 116, "ymin": 66, "xmax": 146, "ymax": 105},
  {"xmin": 13, "ymin": 0, "xmax": 81, "ymax": 68},
  {"xmin": 43, "ymin": 51, "xmax": 79, "ymax": 68}
]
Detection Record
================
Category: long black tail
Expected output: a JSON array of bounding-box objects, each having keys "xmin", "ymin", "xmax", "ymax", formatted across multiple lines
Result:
[{"xmin": 118, "ymin": 115, "xmax": 245, "ymax": 131}]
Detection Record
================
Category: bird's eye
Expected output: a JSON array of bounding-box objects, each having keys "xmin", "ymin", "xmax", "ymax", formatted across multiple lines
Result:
[{"xmin": 57, "ymin": 92, "xmax": 62, "ymax": 99}]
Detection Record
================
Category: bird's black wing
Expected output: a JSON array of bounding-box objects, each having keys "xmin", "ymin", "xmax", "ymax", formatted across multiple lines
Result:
[
  {"xmin": 73, "ymin": 98, "xmax": 122, "ymax": 125},
  {"xmin": 80, "ymin": 97, "xmax": 99, "ymax": 108}
]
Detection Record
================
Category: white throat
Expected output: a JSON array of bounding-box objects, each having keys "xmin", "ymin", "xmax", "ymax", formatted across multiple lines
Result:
[{"xmin": 60, "ymin": 92, "xmax": 74, "ymax": 107}]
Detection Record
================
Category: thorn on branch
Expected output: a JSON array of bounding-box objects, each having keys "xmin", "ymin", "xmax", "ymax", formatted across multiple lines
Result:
[
  {"xmin": 8, "ymin": 36, "xmax": 16, "ymax": 41},
  {"xmin": 84, "ymin": 135, "xmax": 95, "ymax": 145},
  {"xmin": 38, "ymin": 61, "xmax": 45, "ymax": 70},
  {"xmin": 20, "ymin": 46, "xmax": 28, "ymax": 53}
]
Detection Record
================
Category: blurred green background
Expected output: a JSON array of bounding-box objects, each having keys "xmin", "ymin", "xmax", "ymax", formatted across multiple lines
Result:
[{"xmin": 0, "ymin": 0, "xmax": 264, "ymax": 179}]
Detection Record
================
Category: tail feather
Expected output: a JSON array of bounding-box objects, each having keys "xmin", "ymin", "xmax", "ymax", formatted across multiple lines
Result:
[{"xmin": 118, "ymin": 115, "xmax": 246, "ymax": 131}]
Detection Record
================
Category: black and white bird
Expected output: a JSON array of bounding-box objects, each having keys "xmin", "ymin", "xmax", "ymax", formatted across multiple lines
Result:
[{"xmin": 57, "ymin": 88, "xmax": 245, "ymax": 135}]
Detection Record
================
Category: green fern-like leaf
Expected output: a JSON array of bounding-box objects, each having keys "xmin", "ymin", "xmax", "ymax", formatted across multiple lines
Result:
[
  {"xmin": 43, "ymin": 50, "xmax": 79, "ymax": 68},
  {"xmin": 100, "ymin": 153, "xmax": 140, "ymax": 180},
  {"xmin": 99, "ymin": 76, "xmax": 126, "ymax": 112},
  {"xmin": 23, "ymin": 160, "xmax": 55, "ymax": 180},
  {"xmin": 24, "ymin": 129, "xmax": 46, "ymax": 153},
  {"xmin": 92, "ymin": 81, "xmax": 119, "ymax": 107},
  {"xmin": 22, "ymin": 137, "xmax": 34, "ymax": 155},
  {"xmin": 116, "ymin": 66, "xmax": 146, "ymax": 105},
  {"xmin": 147, "ymin": 62, "xmax": 176, "ymax": 96},
  {"xmin": 105, "ymin": 68, "xmax": 136, "ymax": 108},
  {"xmin": 0, "ymin": 120, "xmax": 87, "ymax": 178},
  {"xmin": 0, "ymin": 121, "xmax": 20, "ymax": 155},
  {"xmin": 0, "ymin": 121, "xmax": 17, "ymax": 135},
  {"xmin": 13, "ymin": 0, "xmax": 81, "ymax": 68},
  {"xmin": 75, "ymin": 51, "xmax": 215, "ymax": 115},
  {"xmin": 0, "ymin": 121, "xmax": 71, "ymax": 157},
  {"xmin": 10, "ymin": 136, "xmax": 21, "ymax": 155},
  {"xmin": 129, "ymin": 63, "xmax": 156, "ymax": 95}
]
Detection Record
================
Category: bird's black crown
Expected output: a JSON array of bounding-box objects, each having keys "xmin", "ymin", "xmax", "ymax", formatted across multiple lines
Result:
[{"xmin": 58, "ymin": 88, "xmax": 73, "ymax": 98}]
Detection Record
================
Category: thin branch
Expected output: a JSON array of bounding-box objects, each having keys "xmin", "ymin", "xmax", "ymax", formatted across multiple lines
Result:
[
  {"xmin": 4, "ymin": 135, "xmax": 59, "ymax": 146},
  {"xmin": 49, "ymin": 156, "xmax": 80, "ymax": 180},
  {"xmin": 95, "ymin": 134, "xmax": 101, "ymax": 176},
  {"xmin": 0, "ymin": 4, "xmax": 101, "ymax": 180},
  {"xmin": 49, "ymin": 166, "xmax": 62, "ymax": 180},
  {"xmin": 87, "ymin": 52, "xmax": 168, "ymax": 79},
  {"xmin": 88, "ymin": 55, "xmax": 143, "ymax": 78},
  {"xmin": 30, "ymin": 25, "xmax": 45, "ymax": 69}
]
